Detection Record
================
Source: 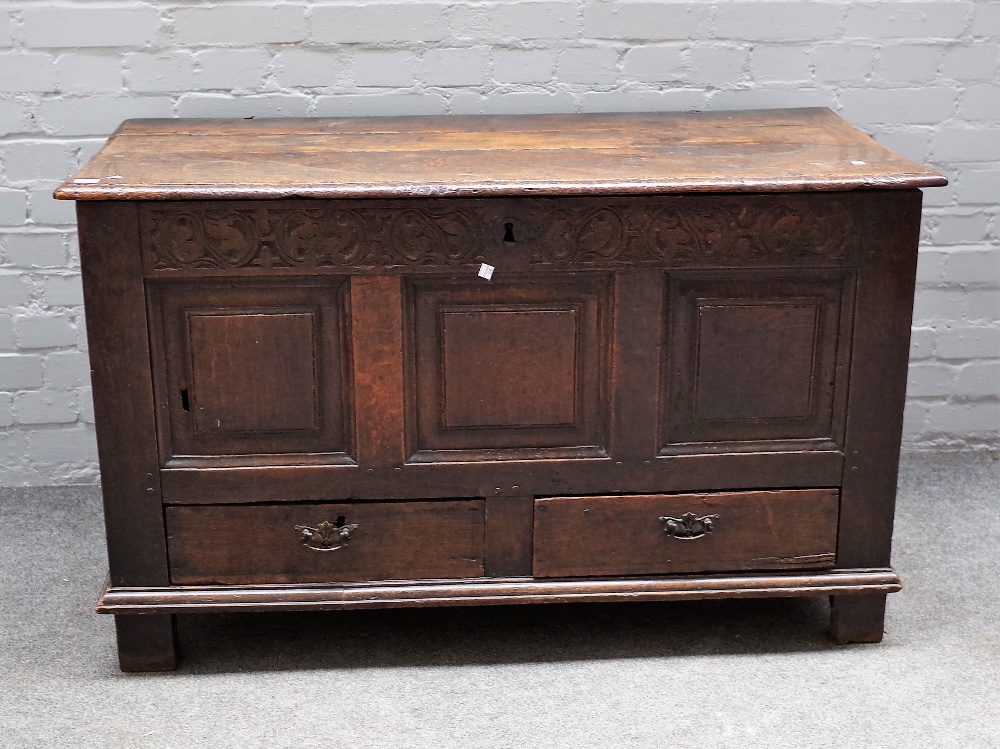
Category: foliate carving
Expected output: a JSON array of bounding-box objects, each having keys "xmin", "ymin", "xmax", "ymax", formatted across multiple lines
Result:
[
  {"xmin": 142, "ymin": 196, "xmax": 857, "ymax": 272},
  {"xmin": 143, "ymin": 204, "xmax": 486, "ymax": 270},
  {"xmin": 390, "ymin": 209, "xmax": 482, "ymax": 264},
  {"xmin": 529, "ymin": 198, "xmax": 856, "ymax": 266}
]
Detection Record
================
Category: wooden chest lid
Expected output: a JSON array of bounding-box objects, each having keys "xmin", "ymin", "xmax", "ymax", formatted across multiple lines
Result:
[{"xmin": 55, "ymin": 107, "xmax": 946, "ymax": 201}]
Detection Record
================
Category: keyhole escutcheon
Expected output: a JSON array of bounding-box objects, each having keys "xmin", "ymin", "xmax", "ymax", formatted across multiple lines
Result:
[{"xmin": 503, "ymin": 222, "xmax": 516, "ymax": 243}]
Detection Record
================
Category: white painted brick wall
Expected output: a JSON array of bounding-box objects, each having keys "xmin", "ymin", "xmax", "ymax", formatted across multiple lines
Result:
[{"xmin": 0, "ymin": 0, "xmax": 997, "ymax": 485}]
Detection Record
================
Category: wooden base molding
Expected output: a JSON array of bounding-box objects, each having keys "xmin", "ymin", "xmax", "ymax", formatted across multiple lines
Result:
[{"xmin": 97, "ymin": 569, "xmax": 901, "ymax": 614}]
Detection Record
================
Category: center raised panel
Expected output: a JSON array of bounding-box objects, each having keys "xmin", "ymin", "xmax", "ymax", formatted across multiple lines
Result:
[
  {"xmin": 441, "ymin": 307, "xmax": 579, "ymax": 429},
  {"xmin": 407, "ymin": 275, "xmax": 611, "ymax": 460}
]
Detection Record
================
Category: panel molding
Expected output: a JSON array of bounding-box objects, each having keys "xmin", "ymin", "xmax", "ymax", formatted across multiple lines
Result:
[
  {"xmin": 148, "ymin": 278, "xmax": 350, "ymax": 462},
  {"xmin": 661, "ymin": 269, "xmax": 854, "ymax": 450},
  {"xmin": 185, "ymin": 307, "xmax": 321, "ymax": 435},
  {"xmin": 406, "ymin": 275, "xmax": 612, "ymax": 457}
]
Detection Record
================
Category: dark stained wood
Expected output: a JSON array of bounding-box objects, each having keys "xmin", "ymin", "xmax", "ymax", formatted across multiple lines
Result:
[
  {"xmin": 484, "ymin": 496, "xmax": 534, "ymax": 577},
  {"xmin": 609, "ymin": 270, "xmax": 663, "ymax": 462},
  {"xmin": 77, "ymin": 202, "xmax": 170, "ymax": 588},
  {"xmin": 158, "ymin": 449, "xmax": 846, "ymax": 503},
  {"xmin": 61, "ymin": 111, "xmax": 940, "ymax": 669},
  {"xmin": 148, "ymin": 278, "xmax": 349, "ymax": 462},
  {"xmin": 662, "ymin": 271, "xmax": 854, "ymax": 449},
  {"xmin": 533, "ymin": 490, "xmax": 839, "ymax": 578},
  {"xmin": 829, "ymin": 594, "xmax": 888, "ymax": 644},
  {"xmin": 97, "ymin": 569, "xmax": 903, "ymax": 614},
  {"xmin": 135, "ymin": 194, "xmax": 864, "ymax": 276},
  {"xmin": 442, "ymin": 309, "xmax": 577, "ymax": 428},
  {"xmin": 188, "ymin": 313, "xmax": 317, "ymax": 431},
  {"xmin": 407, "ymin": 275, "xmax": 611, "ymax": 455},
  {"xmin": 837, "ymin": 190, "xmax": 923, "ymax": 568},
  {"xmin": 166, "ymin": 500, "xmax": 485, "ymax": 584},
  {"xmin": 55, "ymin": 109, "xmax": 946, "ymax": 201},
  {"xmin": 350, "ymin": 275, "xmax": 406, "ymax": 467},
  {"xmin": 697, "ymin": 303, "xmax": 818, "ymax": 418},
  {"xmin": 114, "ymin": 613, "xmax": 177, "ymax": 672}
]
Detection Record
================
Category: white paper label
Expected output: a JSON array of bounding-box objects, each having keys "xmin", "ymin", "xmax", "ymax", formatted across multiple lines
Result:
[
  {"xmin": 73, "ymin": 178, "xmax": 101, "ymax": 184},
  {"xmin": 850, "ymin": 160, "xmax": 866, "ymax": 165},
  {"xmin": 478, "ymin": 263, "xmax": 495, "ymax": 280}
]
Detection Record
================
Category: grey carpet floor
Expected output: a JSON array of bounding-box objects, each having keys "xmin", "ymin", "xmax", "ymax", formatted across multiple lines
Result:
[{"xmin": 1, "ymin": 453, "xmax": 998, "ymax": 749}]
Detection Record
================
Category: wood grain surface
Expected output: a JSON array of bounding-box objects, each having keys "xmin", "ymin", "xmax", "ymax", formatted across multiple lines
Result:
[
  {"xmin": 96, "ymin": 568, "xmax": 902, "ymax": 614},
  {"xmin": 533, "ymin": 489, "xmax": 839, "ymax": 578},
  {"xmin": 77, "ymin": 203, "xmax": 171, "ymax": 588},
  {"xmin": 167, "ymin": 500, "xmax": 485, "ymax": 585},
  {"xmin": 55, "ymin": 109, "xmax": 946, "ymax": 201},
  {"xmin": 66, "ymin": 109, "xmax": 938, "ymax": 666},
  {"xmin": 158, "ymin": 450, "xmax": 845, "ymax": 504},
  {"xmin": 147, "ymin": 278, "xmax": 350, "ymax": 463}
]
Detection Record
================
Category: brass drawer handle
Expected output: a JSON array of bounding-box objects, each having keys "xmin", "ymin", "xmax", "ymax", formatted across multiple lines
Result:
[
  {"xmin": 659, "ymin": 512, "xmax": 719, "ymax": 540},
  {"xmin": 294, "ymin": 518, "xmax": 359, "ymax": 551}
]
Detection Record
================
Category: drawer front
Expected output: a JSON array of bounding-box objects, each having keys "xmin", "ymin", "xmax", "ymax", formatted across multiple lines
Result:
[
  {"xmin": 167, "ymin": 500, "xmax": 485, "ymax": 584},
  {"xmin": 533, "ymin": 490, "xmax": 838, "ymax": 578}
]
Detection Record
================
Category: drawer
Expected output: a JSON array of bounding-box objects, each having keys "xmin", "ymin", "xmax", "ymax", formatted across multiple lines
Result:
[
  {"xmin": 166, "ymin": 500, "xmax": 485, "ymax": 584},
  {"xmin": 533, "ymin": 489, "xmax": 838, "ymax": 578}
]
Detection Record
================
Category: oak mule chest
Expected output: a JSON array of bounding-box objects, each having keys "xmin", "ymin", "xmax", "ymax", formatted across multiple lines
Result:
[{"xmin": 57, "ymin": 108, "xmax": 945, "ymax": 671}]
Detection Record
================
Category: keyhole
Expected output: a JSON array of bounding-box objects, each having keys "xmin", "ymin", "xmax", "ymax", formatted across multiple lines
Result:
[
  {"xmin": 180, "ymin": 388, "xmax": 190, "ymax": 412},
  {"xmin": 503, "ymin": 222, "xmax": 516, "ymax": 243},
  {"xmin": 335, "ymin": 515, "xmax": 347, "ymax": 528}
]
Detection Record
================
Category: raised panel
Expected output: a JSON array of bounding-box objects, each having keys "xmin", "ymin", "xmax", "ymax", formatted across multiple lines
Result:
[
  {"xmin": 150, "ymin": 279, "xmax": 351, "ymax": 465},
  {"xmin": 442, "ymin": 308, "xmax": 578, "ymax": 429},
  {"xmin": 661, "ymin": 271, "xmax": 853, "ymax": 450},
  {"xmin": 188, "ymin": 312, "xmax": 318, "ymax": 434},
  {"xmin": 407, "ymin": 275, "xmax": 611, "ymax": 459},
  {"xmin": 694, "ymin": 301, "xmax": 819, "ymax": 421}
]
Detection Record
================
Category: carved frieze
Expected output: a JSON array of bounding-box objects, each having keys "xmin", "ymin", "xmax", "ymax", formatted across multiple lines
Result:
[
  {"xmin": 141, "ymin": 196, "xmax": 858, "ymax": 272},
  {"xmin": 527, "ymin": 198, "xmax": 857, "ymax": 265},
  {"xmin": 142, "ymin": 204, "xmax": 488, "ymax": 271}
]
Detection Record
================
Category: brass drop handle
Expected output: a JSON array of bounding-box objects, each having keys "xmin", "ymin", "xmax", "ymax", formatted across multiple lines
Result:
[
  {"xmin": 294, "ymin": 518, "xmax": 359, "ymax": 551},
  {"xmin": 659, "ymin": 512, "xmax": 719, "ymax": 540}
]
